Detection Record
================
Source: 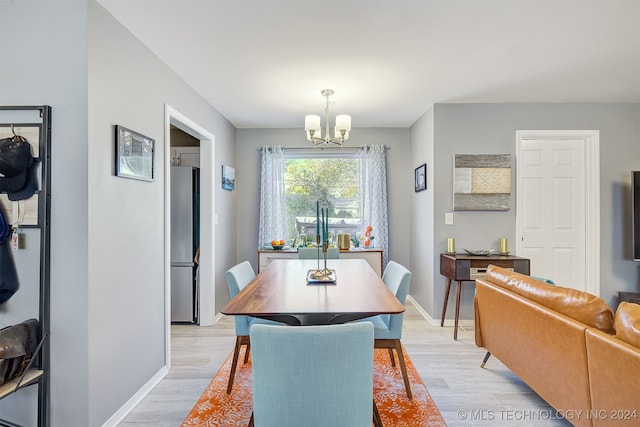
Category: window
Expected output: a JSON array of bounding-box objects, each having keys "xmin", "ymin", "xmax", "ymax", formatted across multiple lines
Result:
[{"xmin": 284, "ymin": 151, "xmax": 362, "ymax": 245}]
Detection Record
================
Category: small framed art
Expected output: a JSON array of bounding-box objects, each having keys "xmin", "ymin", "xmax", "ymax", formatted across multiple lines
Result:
[
  {"xmin": 222, "ymin": 165, "xmax": 235, "ymax": 190},
  {"xmin": 415, "ymin": 163, "xmax": 426, "ymax": 192},
  {"xmin": 115, "ymin": 125, "xmax": 155, "ymax": 181}
]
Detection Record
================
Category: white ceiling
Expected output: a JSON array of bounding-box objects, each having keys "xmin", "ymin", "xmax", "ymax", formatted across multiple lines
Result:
[{"xmin": 98, "ymin": 0, "xmax": 640, "ymax": 129}]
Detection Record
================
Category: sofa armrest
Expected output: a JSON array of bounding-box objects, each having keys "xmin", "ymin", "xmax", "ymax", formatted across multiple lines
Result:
[{"xmin": 585, "ymin": 328, "xmax": 640, "ymax": 426}]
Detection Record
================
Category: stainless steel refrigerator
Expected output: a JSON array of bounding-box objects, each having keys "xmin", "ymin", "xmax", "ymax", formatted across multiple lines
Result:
[{"xmin": 171, "ymin": 166, "xmax": 200, "ymax": 324}]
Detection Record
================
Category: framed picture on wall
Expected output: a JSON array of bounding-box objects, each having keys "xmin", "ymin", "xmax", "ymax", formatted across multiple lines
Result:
[
  {"xmin": 222, "ymin": 165, "xmax": 235, "ymax": 190},
  {"xmin": 115, "ymin": 125, "xmax": 155, "ymax": 181},
  {"xmin": 453, "ymin": 154, "xmax": 511, "ymax": 210},
  {"xmin": 415, "ymin": 163, "xmax": 426, "ymax": 192}
]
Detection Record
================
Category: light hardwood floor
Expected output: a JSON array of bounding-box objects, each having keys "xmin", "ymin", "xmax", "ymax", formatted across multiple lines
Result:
[{"xmin": 120, "ymin": 301, "xmax": 572, "ymax": 426}]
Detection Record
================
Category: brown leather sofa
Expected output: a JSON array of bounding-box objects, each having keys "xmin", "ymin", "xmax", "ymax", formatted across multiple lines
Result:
[{"xmin": 474, "ymin": 265, "xmax": 640, "ymax": 427}]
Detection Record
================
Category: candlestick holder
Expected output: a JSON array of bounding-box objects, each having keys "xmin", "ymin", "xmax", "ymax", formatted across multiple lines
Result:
[
  {"xmin": 307, "ymin": 235, "xmax": 336, "ymax": 282},
  {"xmin": 498, "ymin": 237, "xmax": 509, "ymax": 255},
  {"xmin": 446, "ymin": 237, "xmax": 456, "ymax": 254},
  {"xmin": 321, "ymin": 241, "xmax": 332, "ymax": 275}
]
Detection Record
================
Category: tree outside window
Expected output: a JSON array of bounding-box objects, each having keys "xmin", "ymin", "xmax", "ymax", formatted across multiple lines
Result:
[{"xmin": 284, "ymin": 156, "xmax": 362, "ymax": 245}]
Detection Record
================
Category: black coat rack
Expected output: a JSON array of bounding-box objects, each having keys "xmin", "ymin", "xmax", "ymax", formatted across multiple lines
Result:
[{"xmin": 0, "ymin": 105, "xmax": 51, "ymax": 427}]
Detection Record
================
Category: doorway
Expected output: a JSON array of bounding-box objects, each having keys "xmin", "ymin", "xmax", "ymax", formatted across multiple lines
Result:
[
  {"xmin": 164, "ymin": 104, "xmax": 216, "ymax": 367},
  {"xmin": 169, "ymin": 127, "xmax": 200, "ymax": 325},
  {"xmin": 516, "ymin": 130, "xmax": 599, "ymax": 295}
]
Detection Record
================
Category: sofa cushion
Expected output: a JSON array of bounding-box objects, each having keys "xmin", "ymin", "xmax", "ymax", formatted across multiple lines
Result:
[
  {"xmin": 615, "ymin": 302, "xmax": 640, "ymax": 347},
  {"xmin": 486, "ymin": 265, "xmax": 615, "ymax": 333}
]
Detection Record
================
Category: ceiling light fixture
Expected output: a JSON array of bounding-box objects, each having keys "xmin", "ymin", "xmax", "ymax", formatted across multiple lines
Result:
[{"xmin": 304, "ymin": 89, "xmax": 351, "ymax": 147}]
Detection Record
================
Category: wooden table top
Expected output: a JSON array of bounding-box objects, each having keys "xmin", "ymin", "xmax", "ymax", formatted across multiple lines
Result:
[{"xmin": 221, "ymin": 259, "xmax": 404, "ymax": 325}]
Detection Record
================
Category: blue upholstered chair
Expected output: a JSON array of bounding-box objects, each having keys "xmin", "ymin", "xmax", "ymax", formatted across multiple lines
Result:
[
  {"xmin": 532, "ymin": 276, "xmax": 556, "ymax": 285},
  {"xmin": 297, "ymin": 247, "xmax": 340, "ymax": 259},
  {"xmin": 248, "ymin": 323, "xmax": 382, "ymax": 427},
  {"xmin": 359, "ymin": 260, "xmax": 413, "ymax": 400},
  {"xmin": 225, "ymin": 261, "xmax": 279, "ymax": 394}
]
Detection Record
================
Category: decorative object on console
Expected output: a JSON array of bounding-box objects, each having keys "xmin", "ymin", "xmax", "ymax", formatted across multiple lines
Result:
[
  {"xmin": 364, "ymin": 225, "xmax": 374, "ymax": 248},
  {"xmin": 446, "ymin": 237, "xmax": 455, "ymax": 254},
  {"xmin": 498, "ymin": 237, "xmax": 509, "ymax": 255},
  {"xmin": 337, "ymin": 233, "xmax": 351, "ymax": 250},
  {"xmin": 463, "ymin": 249, "xmax": 495, "ymax": 256},
  {"xmin": 270, "ymin": 240, "xmax": 285, "ymax": 250},
  {"xmin": 297, "ymin": 227, "xmax": 307, "ymax": 248},
  {"xmin": 304, "ymin": 89, "xmax": 351, "ymax": 147},
  {"xmin": 453, "ymin": 154, "xmax": 511, "ymax": 211}
]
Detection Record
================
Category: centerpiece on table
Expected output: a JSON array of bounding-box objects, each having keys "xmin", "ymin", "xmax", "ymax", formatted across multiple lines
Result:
[{"xmin": 307, "ymin": 201, "xmax": 336, "ymax": 283}]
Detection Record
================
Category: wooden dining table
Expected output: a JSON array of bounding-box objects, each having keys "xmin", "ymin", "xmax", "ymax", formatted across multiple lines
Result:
[{"xmin": 221, "ymin": 258, "xmax": 405, "ymax": 326}]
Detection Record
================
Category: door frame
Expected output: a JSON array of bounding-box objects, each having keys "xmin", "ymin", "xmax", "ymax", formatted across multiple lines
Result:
[
  {"xmin": 164, "ymin": 104, "xmax": 216, "ymax": 368},
  {"xmin": 515, "ymin": 130, "xmax": 600, "ymax": 295}
]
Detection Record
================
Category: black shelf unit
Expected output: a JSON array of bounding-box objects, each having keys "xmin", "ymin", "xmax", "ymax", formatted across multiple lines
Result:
[{"xmin": 0, "ymin": 105, "xmax": 51, "ymax": 427}]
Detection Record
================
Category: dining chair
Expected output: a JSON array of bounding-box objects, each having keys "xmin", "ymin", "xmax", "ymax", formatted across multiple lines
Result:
[
  {"xmin": 297, "ymin": 247, "xmax": 339, "ymax": 259},
  {"xmin": 225, "ymin": 261, "xmax": 279, "ymax": 394},
  {"xmin": 531, "ymin": 275, "xmax": 556, "ymax": 285},
  {"xmin": 248, "ymin": 323, "xmax": 382, "ymax": 427},
  {"xmin": 359, "ymin": 260, "xmax": 413, "ymax": 400}
]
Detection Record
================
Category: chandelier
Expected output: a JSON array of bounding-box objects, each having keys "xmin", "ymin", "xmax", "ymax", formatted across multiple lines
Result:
[{"xmin": 304, "ymin": 89, "xmax": 351, "ymax": 147}]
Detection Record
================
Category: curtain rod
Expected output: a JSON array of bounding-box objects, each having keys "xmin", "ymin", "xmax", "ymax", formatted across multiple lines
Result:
[{"xmin": 258, "ymin": 145, "xmax": 390, "ymax": 152}]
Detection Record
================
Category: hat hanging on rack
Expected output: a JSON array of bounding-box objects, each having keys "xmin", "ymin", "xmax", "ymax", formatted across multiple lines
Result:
[{"xmin": 0, "ymin": 134, "xmax": 36, "ymax": 200}]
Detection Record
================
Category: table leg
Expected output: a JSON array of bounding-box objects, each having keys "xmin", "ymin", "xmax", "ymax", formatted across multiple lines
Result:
[
  {"xmin": 440, "ymin": 278, "xmax": 452, "ymax": 327},
  {"xmin": 454, "ymin": 281, "xmax": 462, "ymax": 340}
]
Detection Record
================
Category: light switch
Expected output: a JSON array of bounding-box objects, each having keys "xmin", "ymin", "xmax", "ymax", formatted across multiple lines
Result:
[
  {"xmin": 445, "ymin": 212, "xmax": 454, "ymax": 225},
  {"xmin": 215, "ymin": 213, "xmax": 219, "ymax": 225}
]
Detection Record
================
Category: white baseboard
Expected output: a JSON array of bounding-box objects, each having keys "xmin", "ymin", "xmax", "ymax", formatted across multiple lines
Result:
[
  {"xmin": 102, "ymin": 365, "xmax": 169, "ymax": 427},
  {"xmin": 213, "ymin": 311, "xmax": 225, "ymax": 323},
  {"xmin": 406, "ymin": 295, "xmax": 474, "ymax": 329}
]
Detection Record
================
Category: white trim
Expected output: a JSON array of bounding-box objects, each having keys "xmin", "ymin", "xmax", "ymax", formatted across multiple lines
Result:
[
  {"xmin": 101, "ymin": 366, "xmax": 169, "ymax": 427},
  {"xmin": 515, "ymin": 130, "xmax": 600, "ymax": 296},
  {"xmin": 164, "ymin": 105, "xmax": 216, "ymax": 374},
  {"xmin": 214, "ymin": 311, "xmax": 225, "ymax": 323},
  {"xmin": 406, "ymin": 295, "xmax": 474, "ymax": 328}
]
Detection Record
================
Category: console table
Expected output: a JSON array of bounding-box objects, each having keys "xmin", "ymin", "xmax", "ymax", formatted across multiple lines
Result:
[
  {"xmin": 258, "ymin": 248, "xmax": 383, "ymax": 276},
  {"xmin": 440, "ymin": 253, "xmax": 530, "ymax": 340},
  {"xmin": 618, "ymin": 291, "xmax": 640, "ymax": 307}
]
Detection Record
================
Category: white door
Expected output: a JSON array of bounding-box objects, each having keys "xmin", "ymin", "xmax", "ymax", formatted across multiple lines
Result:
[{"xmin": 516, "ymin": 131, "xmax": 600, "ymax": 294}]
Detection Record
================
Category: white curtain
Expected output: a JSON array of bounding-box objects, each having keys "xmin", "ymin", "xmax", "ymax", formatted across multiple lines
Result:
[
  {"xmin": 360, "ymin": 145, "xmax": 389, "ymax": 267},
  {"xmin": 258, "ymin": 145, "xmax": 288, "ymax": 247}
]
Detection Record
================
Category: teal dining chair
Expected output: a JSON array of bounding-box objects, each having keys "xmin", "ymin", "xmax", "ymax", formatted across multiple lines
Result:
[
  {"xmin": 359, "ymin": 260, "xmax": 413, "ymax": 400},
  {"xmin": 225, "ymin": 261, "xmax": 280, "ymax": 394},
  {"xmin": 532, "ymin": 275, "xmax": 556, "ymax": 285},
  {"xmin": 248, "ymin": 323, "xmax": 382, "ymax": 427},
  {"xmin": 298, "ymin": 247, "xmax": 339, "ymax": 259}
]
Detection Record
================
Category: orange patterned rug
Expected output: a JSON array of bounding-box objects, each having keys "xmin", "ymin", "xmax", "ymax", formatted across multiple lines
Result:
[{"xmin": 182, "ymin": 346, "xmax": 447, "ymax": 426}]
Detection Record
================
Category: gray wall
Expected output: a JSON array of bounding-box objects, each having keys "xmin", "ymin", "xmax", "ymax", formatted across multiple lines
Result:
[
  {"xmin": 0, "ymin": 1, "xmax": 90, "ymax": 425},
  {"xmin": 88, "ymin": 3, "xmax": 235, "ymax": 424},
  {"xmin": 3, "ymin": 2, "xmax": 639, "ymax": 425},
  {"xmin": 234, "ymin": 128, "xmax": 412, "ymax": 308},
  {"xmin": 410, "ymin": 102, "xmax": 640, "ymax": 322},
  {"xmin": 1, "ymin": 1, "xmax": 237, "ymax": 425},
  {"xmin": 409, "ymin": 108, "xmax": 436, "ymax": 315}
]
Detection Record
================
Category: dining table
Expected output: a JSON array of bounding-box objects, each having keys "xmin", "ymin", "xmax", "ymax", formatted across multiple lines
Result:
[{"xmin": 221, "ymin": 258, "xmax": 405, "ymax": 326}]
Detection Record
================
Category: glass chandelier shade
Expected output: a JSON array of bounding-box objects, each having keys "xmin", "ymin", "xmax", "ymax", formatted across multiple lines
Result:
[{"xmin": 304, "ymin": 89, "xmax": 351, "ymax": 147}]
